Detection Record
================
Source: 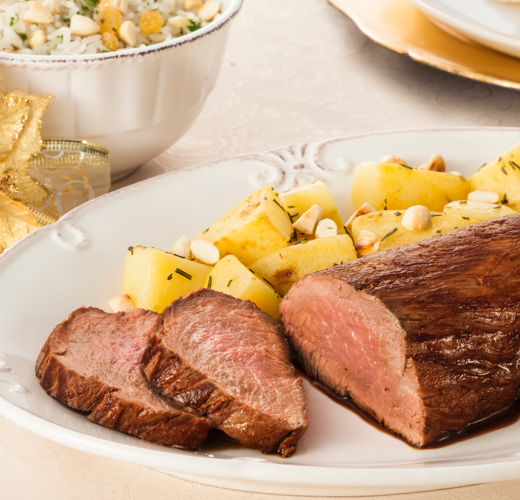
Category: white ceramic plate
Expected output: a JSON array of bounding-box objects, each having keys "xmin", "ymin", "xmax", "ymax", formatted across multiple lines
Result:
[
  {"xmin": 2, "ymin": 128, "xmax": 520, "ymax": 497},
  {"xmin": 410, "ymin": 0, "xmax": 520, "ymax": 59}
]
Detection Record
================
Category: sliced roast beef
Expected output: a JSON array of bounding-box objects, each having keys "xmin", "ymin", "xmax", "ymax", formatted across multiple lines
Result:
[
  {"xmin": 141, "ymin": 289, "xmax": 308, "ymax": 457},
  {"xmin": 280, "ymin": 214, "xmax": 520, "ymax": 447},
  {"xmin": 35, "ymin": 307, "xmax": 213, "ymax": 449}
]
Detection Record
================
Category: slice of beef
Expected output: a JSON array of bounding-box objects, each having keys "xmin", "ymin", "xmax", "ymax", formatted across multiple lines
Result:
[
  {"xmin": 35, "ymin": 307, "xmax": 213, "ymax": 449},
  {"xmin": 280, "ymin": 214, "xmax": 520, "ymax": 447},
  {"xmin": 141, "ymin": 289, "xmax": 308, "ymax": 457}
]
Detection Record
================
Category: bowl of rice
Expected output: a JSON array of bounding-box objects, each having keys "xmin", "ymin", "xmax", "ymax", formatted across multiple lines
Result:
[{"xmin": 0, "ymin": 0, "xmax": 243, "ymax": 180}]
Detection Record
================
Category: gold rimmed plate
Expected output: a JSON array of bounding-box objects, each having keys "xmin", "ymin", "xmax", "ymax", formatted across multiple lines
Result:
[{"xmin": 330, "ymin": 0, "xmax": 520, "ymax": 91}]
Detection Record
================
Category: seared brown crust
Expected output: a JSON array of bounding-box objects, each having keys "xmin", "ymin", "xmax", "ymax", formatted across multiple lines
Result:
[
  {"xmin": 35, "ymin": 307, "xmax": 212, "ymax": 450},
  {"xmin": 289, "ymin": 214, "xmax": 520, "ymax": 445},
  {"xmin": 141, "ymin": 289, "xmax": 307, "ymax": 457}
]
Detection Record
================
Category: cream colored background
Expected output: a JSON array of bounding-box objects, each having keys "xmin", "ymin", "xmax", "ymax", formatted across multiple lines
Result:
[{"xmin": 4, "ymin": 0, "xmax": 520, "ymax": 498}]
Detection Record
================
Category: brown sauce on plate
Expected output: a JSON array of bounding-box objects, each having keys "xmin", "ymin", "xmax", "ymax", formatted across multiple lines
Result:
[{"xmin": 307, "ymin": 375, "xmax": 520, "ymax": 449}]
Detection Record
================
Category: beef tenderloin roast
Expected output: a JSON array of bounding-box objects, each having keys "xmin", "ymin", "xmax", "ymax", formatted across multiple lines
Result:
[{"xmin": 280, "ymin": 215, "xmax": 520, "ymax": 447}]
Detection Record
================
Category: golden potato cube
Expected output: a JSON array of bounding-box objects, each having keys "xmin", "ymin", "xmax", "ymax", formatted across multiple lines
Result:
[
  {"xmin": 351, "ymin": 162, "xmax": 470, "ymax": 212},
  {"xmin": 470, "ymin": 143, "xmax": 520, "ymax": 211},
  {"xmin": 209, "ymin": 254, "xmax": 281, "ymax": 320},
  {"xmin": 251, "ymin": 235, "xmax": 357, "ymax": 296},
  {"xmin": 351, "ymin": 202, "xmax": 515, "ymax": 252},
  {"xmin": 123, "ymin": 246, "xmax": 212, "ymax": 313},
  {"xmin": 444, "ymin": 200, "xmax": 516, "ymax": 221},
  {"xmin": 195, "ymin": 185, "xmax": 293, "ymax": 266},
  {"xmin": 280, "ymin": 180, "xmax": 345, "ymax": 233}
]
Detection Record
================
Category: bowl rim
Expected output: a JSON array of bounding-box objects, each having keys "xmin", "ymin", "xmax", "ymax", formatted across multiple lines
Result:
[{"xmin": 0, "ymin": 0, "xmax": 243, "ymax": 64}]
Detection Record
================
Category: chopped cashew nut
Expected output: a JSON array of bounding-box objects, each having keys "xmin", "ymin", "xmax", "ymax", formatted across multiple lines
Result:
[
  {"xmin": 70, "ymin": 15, "xmax": 101, "ymax": 36},
  {"xmin": 23, "ymin": 3, "xmax": 54, "ymax": 24},
  {"xmin": 468, "ymin": 190, "xmax": 500, "ymax": 204},
  {"xmin": 42, "ymin": 0, "xmax": 60, "ymax": 15},
  {"xmin": 29, "ymin": 29, "xmax": 47, "ymax": 48},
  {"xmin": 119, "ymin": 20, "xmax": 136, "ymax": 46},
  {"xmin": 171, "ymin": 235, "xmax": 191, "ymax": 259},
  {"xmin": 168, "ymin": 16, "xmax": 189, "ymax": 29},
  {"xmin": 380, "ymin": 155, "xmax": 408, "ymax": 166},
  {"xmin": 183, "ymin": 0, "xmax": 203, "ymax": 10},
  {"xmin": 345, "ymin": 202, "xmax": 377, "ymax": 230},
  {"xmin": 197, "ymin": 0, "xmax": 220, "ymax": 21},
  {"xmin": 416, "ymin": 154, "xmax": 446, "ymax": 172},
  {"xmin": 191, "ymin": 239, "xmax": 220, "ymax": 265},
  {"xmin": 402, "ymin": 206, "xmax": 433, "ymax": 232},
  {"xmin": 108, "ymin": 294, "xmax": 134, "ymax": 313},
  {"xmin": 292, "ymin": 204, "xmax": 323, "ymax": 235},
  {"xmin": 355, "ymin": 230, "xmax": 380, "ymax": 257},
  {"xmin": 316, "ymin": 219, "xmax": 337, "ymax": 238}
]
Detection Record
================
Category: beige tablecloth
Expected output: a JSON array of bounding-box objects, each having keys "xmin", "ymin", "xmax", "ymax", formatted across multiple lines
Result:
[{"xmin": 5, "ymin": 0, "xmax": 520, "ymax": 497}]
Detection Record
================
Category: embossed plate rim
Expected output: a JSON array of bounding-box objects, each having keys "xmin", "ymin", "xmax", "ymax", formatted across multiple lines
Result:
[{"xmin": 2, "ymin": 127, "xmax": 520, "ymax": 496}]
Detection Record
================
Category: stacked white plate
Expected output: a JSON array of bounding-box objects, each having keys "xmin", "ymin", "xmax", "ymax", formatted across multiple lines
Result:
[{"xmin": 410, "ymin": 0, "xmax": 520, "ymax": 59}]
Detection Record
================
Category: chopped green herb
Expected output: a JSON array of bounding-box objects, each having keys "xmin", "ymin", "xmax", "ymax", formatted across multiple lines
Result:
[
  {"xmin": 502, "ymin": 193, "xmax": 509, "ymax": 205},
  {"xmin": 263, "ymin": 196, "xmax": 268, "ymax": 200},
  {"xmin": 499, "ymin": 157, "xmax": 502, "ymax": 162},
  {"xmin": 273, "ymin": 199, "xmax": 286, "ymax": 212},
  {"xmin": 175, "ymin": 268, "xmax": 192, "ymax": 280},
  {"xmin": 249, "ymin": 268, "xmax": 255, "ymax": 274},
  {"xmin": 399, "ymin": 164, "xmax": 412, "ymax": 169},
  {"xmin": 436, "ymin": 230, "xmax": 441, "ymax": 234},
  {"xmin": 510, "ymin": 161, "xmax": 520, "ymax": 170},
  {"xmin": 207, "ymin": 276, "xmax": 212, "ymax": 289},
  {"xmin": 288, "ymin": 212, "xmax": 299, "ymax": 223},
  {"xmin": 381, "ymin": 228, "xmax": 398, "ymax": 241},
  {"xmin": 446, "ymin": 196, "xmax": 451, "ymax": 203},
  {"xmin": 501, "ymin": 166, "xmax": 508, "ymax": 176},
  {"xmin": 85, "ymin": 0, "xmax": 100, "ymax": 6},
  {"xmin": 287, "ymin": 205, "xmax": 295, "ymax": 209},
  {"xmin": 100, "ymin": 18, "xmax": 105, "ymax": 23},
  {"xmin": 173, "ymin": 254, "xmax": 185, "ymax": 259},
  {"xmin": 494, "ymin": 205, "xmax": 502, "ymax": 209},
  {"xmin": 292, "ymin": 238, "xmax": 307, "ymax": 246},
  {"xmin": 462, "ymin": 216, "xmax": 470, "ymax": 220},
  {"xmin": 63, "ymin": 18, "xmax": 70, "ymax": 22},
  {"xmin": 431, "ymin": 214, "xmax": 443, "ymax": 217},
  {"xmin": 394, "ymin": 211, "xmax": 401, "ymax": 216},
  {"xmin": 203, "ymin": 228, "xmax": 209, "ymax": 233},
  {"xmin": 167, "ymin": 273, "xmax": 173, "ymax": 280},
  {"xmin": 263, "ymin": 277, "xmax": 274, "ymax": 288},
  {"xmin": 112, "ymin": 27, "xmax": 117, "ymax": 33},
  {"xmin": 227, "ymin": 279, "xmax": 233, "ymax": 287},
  {"xmin": 459, "ymin": 200, "xmax": 467, "ymax": 204}
]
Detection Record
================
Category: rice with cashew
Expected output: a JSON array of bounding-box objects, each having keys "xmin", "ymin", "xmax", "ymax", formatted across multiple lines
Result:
[{"xmin": 0, "ymin": 0, "xmax": 221, "ymax": 55}]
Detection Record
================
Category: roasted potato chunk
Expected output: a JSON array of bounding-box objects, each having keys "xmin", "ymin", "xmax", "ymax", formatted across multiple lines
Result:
[
  {"xmin": 352, "ymin": 162, "xmax": 470, "ymax": 212},
  {"xmin": 470, "ymin": 143, "xmax": 520, "ymax": 212},
  {"xmin": 251, "ymin": 235, "xmax": 356, "ymax": 296},
  {"xmin": 351, "ymin": 201, "xmax": 516, "ymax": 252},
  {"xmin": 123, "ymin": 246, "xmax": 212, "ymax": 313},
  {"xmin": 208, "ymin": 254, "xmax": 281, "ymax": 320},
  {"xmin": 195, "ymin": 185, "xmax": 293, "ymax": 266},
  {"xmin": 280, "ymin": 180, "xmax": 345, "ymax": 233}
]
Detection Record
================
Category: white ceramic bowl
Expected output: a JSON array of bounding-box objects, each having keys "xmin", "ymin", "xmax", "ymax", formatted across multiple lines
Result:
[{"xmin": 0, "ymin": 0, "xmax": 243, "ymax": 181}]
